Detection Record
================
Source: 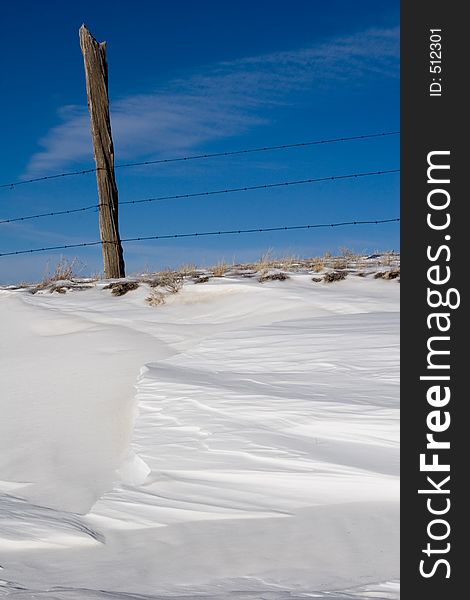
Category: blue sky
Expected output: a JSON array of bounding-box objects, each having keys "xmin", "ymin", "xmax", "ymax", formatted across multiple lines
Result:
[{"xmin": 0, "ymin": 1, "xmax": 399, "ymax": 282}]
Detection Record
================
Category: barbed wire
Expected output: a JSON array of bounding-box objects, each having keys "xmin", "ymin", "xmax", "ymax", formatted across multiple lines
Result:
[
  {"xmin": 115, "ymin": 131, "xmax": 399, "ymax": 170},
  {"xmin": 120, "ymin": 169, "xmax": 400, "ymax": 208},
  {"xmin": 0, "ymin": 168, "xmax": 399, "ymax": 225},
  {"xmin": 0, "ymin": 203, "xmax": 99, "ymax": 225},
  {"xmin": 0, "ymin": 218, "xmax": 400, "ymax": 257},
  {"xmin": 0, "ymin": 130, "xmax": 399, "ymax": 190}
]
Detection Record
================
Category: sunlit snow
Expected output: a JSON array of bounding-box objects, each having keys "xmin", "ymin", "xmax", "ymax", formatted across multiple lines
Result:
[{"xmin": 0, "ymin": 273, "xmax": 399, "ymax": 599}]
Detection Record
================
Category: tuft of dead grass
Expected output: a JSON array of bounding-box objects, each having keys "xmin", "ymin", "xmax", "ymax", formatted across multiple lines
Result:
[
  {"xmin": 154, "ymin": 270, "xmax": 184, "ymax": 293},
  {"xmin": 104, "ymin": 281, "xmax": 140, "ymax": 296},
  {"xmin": 244, "ymin": 250, "xmax": 301, "ymax": 273},
  {"xmin": 255, "ymin": 249, "xmax": 276, "ymax": 271},
  {"xmin": 323, "ymin": 271, "xmax": 347, "ymax": 283},
  {"xmin": 339, "ymin": 246, "xmax": 355, "ymax": 259},
  {"xmin": 143, "ymin": 270, "xmax": 184, "ymax": 304},
  {"xmin": 211, "ymin": 262, "xmax": 229, "ymax": 277},
  {"xmin": 274, "ymin": 254, "xmax": 300, "ymax": 271},
  {"xmin": 374, "ymin": 268, "xmax": 400, "ymax": 280},
  {"xmin": 143, "ymin": 271, "xmax": 183, "ymax": 292},
  {"xmin": 49, "ymin": 257, "xmax": 81, "ymax": 281},
  {"xmin": 32, "ymin": 257, "xmax": 84, "ymax": 293},
  {"xmin": 258, "ymin": 271, "xmax": 290, "ymax": 283},
  {"xmin": 177, "ymin": 263, "xmax": 198, "ymax": 277},
  {"xmin": 307, "ymin": 251, "xmax": 333, "ymax": 272},
  {"xmin": 378, "ymin": 252, "xmax": 397, "ymax": 267},
  {"xmin": 311, "ymin": 260, "xmax": 325, "ymax": 273},
  {"xmin": 193, "ymin": 275, "xmax": 211, "ymax": 284},
  {"xmin": 146, "ymin": 290, "xmax": 166, "ymax": 306}
]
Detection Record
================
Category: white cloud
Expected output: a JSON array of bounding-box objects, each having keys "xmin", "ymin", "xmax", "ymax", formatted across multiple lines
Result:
[{"xmin": 24, "ymin": 26, "xmax": 398, "ymax": 178}]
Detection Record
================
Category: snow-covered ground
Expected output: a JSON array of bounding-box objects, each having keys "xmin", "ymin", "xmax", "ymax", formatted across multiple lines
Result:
[{"xmin": 0, "ymin": 272, "xmax": 399, "ymax": 599}]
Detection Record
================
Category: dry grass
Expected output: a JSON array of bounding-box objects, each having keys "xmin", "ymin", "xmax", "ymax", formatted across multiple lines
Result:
[
  {"xmin": 306, "ymin": 251, "xmax": 335, "ymax": 272},
  {"xmin": 323, "ymin": 271, "xmax": 347, "ymax": 283},
  {"xmin": 303, "ymin": 250, "xmax": 400, "ymax": 273},
  {"xmin": 104, "ymin": 281, "xmax": 140, "ymax": 296},
  {"xmin": 310, "ymin": 259, "xmax": 325, "ymax": 273},
  {"xmin": 157, "ymin": 270, "xmax": 184, "ymax": 293},
  {"xmin": 374, "ymin": 268, "xmax": 400, "ymax": 280},
  {"xmin": 137, "ymin": 251, "xmax": 399, "ymax": 291},
  {"xmin": 32, "ymin": 257, "xmax": 84, "ymax": 293},
  {"xmin": 332, "ymin": 258, "xmax": 349, "ymax": 270},
  {"xmin": 211, "ymin": 261, "xmax": 229, "ymax": 277},
  {"xmin": 271, "ymin": 254, "xmax": 300, "ymax": 271},
  {"xmin": 193, "ymin": 275, "xmax": 211, "ymax": 284},
  {"xmin": 375, "ymin": 251, "xmax": 397, "ymax": 267},
  {"xmin": 144, "ymin": 270, "xmax": 183, "ymax": 293},
  {"xmin": 146, "ymin": 290, "xmax": 166, "ymax": 306},
  {"xmin": 254, "ymin": 249, "xmax": 276, "ymax": 271},
  {"xmin": 339, "ymin": 246, "xmax": 355, "ymax": 259},
  {"xmin": 144, "ymin": 269, "xmax": 184, "ymax": 307},
  {"xmin": 20, "ymin": 251, "xmax": 400, "ymax": 298},
  {"xmin": 43, "ymin": 257, "xmax": 81, "ymax": 284},
  {"xmin": 50, "ymin": 257, "xmax": 81, "ymax": 281},
  {"xmin": 258, "ymin": 271, "xmax": 290, "ymax": 283},
  {"xmin": 177, "ymin": 263, "xmax": 199, "ymax": 277},
  {"xmin": 242, "ymin": 250, "xmax": 301, "ymax": 273},
  {"xmin": 328, "ymin": 249, "xmax": 357, "ymax": 270}
]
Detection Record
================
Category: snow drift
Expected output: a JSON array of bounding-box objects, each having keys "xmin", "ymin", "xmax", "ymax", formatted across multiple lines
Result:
[{"xmin": 0, "ymin": 273, "xmax": 399, "ymax": 598}]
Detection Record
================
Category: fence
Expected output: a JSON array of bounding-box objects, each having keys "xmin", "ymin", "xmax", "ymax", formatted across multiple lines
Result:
[{"xmin": 0, "ymin": 130, "xmax": 400, "ymax": 265}]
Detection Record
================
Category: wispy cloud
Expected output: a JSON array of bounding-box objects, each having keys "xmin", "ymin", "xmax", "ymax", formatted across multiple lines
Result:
[
  {"xmin": 0, "ymin": 219, "xmax": 97, "ymax": 245},
  {"xmin": 24, "ymin": 26, "xmax": 398, "ymax": 177}
]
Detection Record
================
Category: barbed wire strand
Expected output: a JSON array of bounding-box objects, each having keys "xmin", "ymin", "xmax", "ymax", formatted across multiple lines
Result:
[
  {"xmin": 0, "ymin": 204, "xmax": 99, "ymax": 225},
  {"xmin": 115, "ymin": 131, "xmax": 400, "ymax": 170},
  {"xmin": 0, "ymin": 131, "xmax": 399, "ymax": 190},
  {"xmin": 120, "ymin": 169, "xmax": 400, "ymax": 208},
  {"xmin": 0, "ymin": 168, "xmax": 400, "ymax": 225},
  {"xmin": 0, "ymin": 218, "xmax": 400, "ymax": 257}
]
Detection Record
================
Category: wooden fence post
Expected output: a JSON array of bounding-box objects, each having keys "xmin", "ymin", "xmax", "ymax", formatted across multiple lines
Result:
[{"xmin": 79, "ymin": 24, "xmax": 125, "ymax": 279}]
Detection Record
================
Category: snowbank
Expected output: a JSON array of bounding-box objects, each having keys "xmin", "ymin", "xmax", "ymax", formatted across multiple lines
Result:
[{"xmin": 0, "ymin": 274, "xmax": 399, "ymax": 598}]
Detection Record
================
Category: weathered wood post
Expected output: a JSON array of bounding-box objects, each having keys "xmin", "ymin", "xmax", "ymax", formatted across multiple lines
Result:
[{"xmin": 79, "ymin": 24, "xmax": 125, "ymax": 278}]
